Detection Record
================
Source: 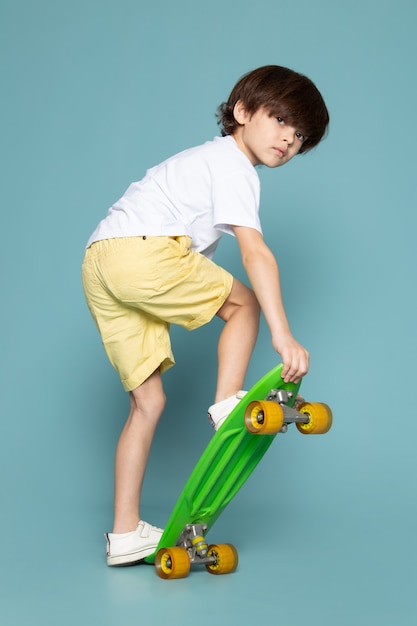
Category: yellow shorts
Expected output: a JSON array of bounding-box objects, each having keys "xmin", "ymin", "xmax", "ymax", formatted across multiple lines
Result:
[{"xmin": 82, "ymin": 236, "xmax": 233, "ymax": 391}]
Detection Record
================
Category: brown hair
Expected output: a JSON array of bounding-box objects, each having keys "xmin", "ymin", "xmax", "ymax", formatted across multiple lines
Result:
[{"xmin": 217, "ymin": 65, "xmax": 329, "ymax": 154}]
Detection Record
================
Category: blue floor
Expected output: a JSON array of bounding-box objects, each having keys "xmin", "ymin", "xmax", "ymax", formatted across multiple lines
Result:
[{"xmin": 2, "ymin": 427, "xmax": 416, "ymax": 626}]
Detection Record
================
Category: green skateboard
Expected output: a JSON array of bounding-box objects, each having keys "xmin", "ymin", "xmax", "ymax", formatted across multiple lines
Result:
[{"xmin": 145, "ymin": 363, "xmax": 332, "ymax": 579}]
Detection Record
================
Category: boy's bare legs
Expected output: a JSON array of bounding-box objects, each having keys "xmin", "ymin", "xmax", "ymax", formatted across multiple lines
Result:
[
  {"xmin": 215, "ymin": 278, "xmax": 260, "ymax": 402},
  {"xmin": 112, "ymin": 279, "xmax": 258, "ymax": 532},
  {"xmin": 112, "ymin": 369, "xmax": 165, "ymax": 533}
]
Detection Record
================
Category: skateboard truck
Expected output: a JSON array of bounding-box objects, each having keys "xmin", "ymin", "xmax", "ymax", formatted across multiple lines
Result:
[
  {"xmin": 155, "ymin": 523, "xmax": 239, "ymax": 578},
  {"xmin": 263, "ymin": 389, "xmax": 309, "ymax": 433},
  {"xmin": 245, "ymin": 388, "xmax": 332, "ymax": 436},
  {"xmin": 175, "ymin": 523, "xmax": 215, "ymax": 566}
]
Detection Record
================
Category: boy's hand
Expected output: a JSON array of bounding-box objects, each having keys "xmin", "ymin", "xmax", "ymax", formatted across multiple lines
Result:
[{"xmin": 273, "ymin": 334, "xmax": 309, "ymax": 383}]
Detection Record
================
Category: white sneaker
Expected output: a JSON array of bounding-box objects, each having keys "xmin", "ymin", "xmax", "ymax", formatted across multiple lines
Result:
[
  {"xmin": 105, "ymin": 520, "xmax": 163, "ymax": 566},
  {"xmin": 208, "ymin": 390, "xmax": 247, "ymax": 431}
]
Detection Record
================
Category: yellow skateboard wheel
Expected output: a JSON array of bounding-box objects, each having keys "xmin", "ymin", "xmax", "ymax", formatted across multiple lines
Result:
[
  {"xmin": 244, "ymin": 400, "xmax": 284, "ymax": 434},
  {"xmin": 205, "ymin": 543, "xmax": 239, "ymax": 575},
  {"xmin": 296, "ymin": 402, "xmax": 333, "ymax": 434},
  {"xmin": 155, "ymin": 546, "xmax": 191, "ymax": 579}
]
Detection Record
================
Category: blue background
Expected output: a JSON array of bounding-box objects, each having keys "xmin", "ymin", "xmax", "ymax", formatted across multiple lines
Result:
[{"xmin": 1, "ymin": 0, "xmax": 416, "ymax": 624}]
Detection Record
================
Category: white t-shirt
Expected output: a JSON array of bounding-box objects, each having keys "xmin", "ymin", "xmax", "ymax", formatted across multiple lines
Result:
[{"xmin": 86, "ymin": 135, "xmax": 262, "ymax": 259}]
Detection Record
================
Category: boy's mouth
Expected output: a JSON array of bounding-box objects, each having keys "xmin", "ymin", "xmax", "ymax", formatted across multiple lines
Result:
[{"xmin": 274, "ymin": 147, "xmax": 287, "ymax": 158}]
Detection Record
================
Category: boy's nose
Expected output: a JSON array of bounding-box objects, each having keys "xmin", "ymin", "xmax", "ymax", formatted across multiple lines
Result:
[{"xmin": 283, "ymin": 129, "xmax": 295, "ymax": 144}]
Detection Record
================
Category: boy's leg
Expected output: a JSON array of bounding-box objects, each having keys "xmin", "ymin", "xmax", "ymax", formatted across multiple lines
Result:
[
  {"xmin": 215, "ymin": 278, "xmax": 260, "ymax": 402},
  {"xmin": 113, "ymin": 369, "xmax": 166, "ymax": 533}
]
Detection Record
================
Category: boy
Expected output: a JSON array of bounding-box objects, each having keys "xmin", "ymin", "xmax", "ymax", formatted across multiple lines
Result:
[{"xmin": 82, "ymin": 65, "xmax": 329, "ymax": 566}]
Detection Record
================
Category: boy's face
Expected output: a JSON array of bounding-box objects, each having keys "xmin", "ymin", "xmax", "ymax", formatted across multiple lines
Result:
[{"xmin": 232, "ymin": 101, "xmax": 306, "ymax": 167}]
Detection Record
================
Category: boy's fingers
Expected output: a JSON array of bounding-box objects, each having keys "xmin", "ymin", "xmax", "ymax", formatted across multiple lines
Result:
[
  {"xmin": 281, "ymin": 352, "xmax": 309, "ymax": 383},
  {"xmin": 282, "ymin": 361, "xmax": 299, "ymax": 383}
]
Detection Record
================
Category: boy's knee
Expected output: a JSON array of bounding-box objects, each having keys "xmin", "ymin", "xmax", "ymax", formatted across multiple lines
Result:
[
  {"xmin": 129, "ymin": 374, "xmax": 166, "ymax": 419},
  {"xmin": 144, "ymin": 390, "xmax": 166, "ymax": 416},
  {"xmin": 242, "ymin": 289, "xmax": 260, "ymax": 321},
  {"xmin": 247, "ymin": 289, "xmax": 260, "ymax": 314},
  {"xmin": 234, "ymin": 282, "xmax": 260, "ymax": 316},
  {"xmin": 143, "ymin": 389, "xmax": 166, "ymax": 411},
  {"xmin": 218, "ymin": 282, "xmax": 260, "ymax": 322}
]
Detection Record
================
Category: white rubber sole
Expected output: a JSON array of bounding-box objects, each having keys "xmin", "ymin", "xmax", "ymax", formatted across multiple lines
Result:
[{"xmin": 107, "ymin": 544, "xmax": 158, "ymax": 567}]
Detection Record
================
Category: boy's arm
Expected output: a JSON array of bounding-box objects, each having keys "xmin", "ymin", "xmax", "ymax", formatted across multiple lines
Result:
[{"xmin": 232, "ymin": 225, "xmax": 309, "ymax": 383}]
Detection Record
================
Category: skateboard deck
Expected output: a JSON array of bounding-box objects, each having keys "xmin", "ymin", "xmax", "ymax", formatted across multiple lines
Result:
[{"xmin": 146, "ymin": 363, "xmax": 332, "ymax": 578}]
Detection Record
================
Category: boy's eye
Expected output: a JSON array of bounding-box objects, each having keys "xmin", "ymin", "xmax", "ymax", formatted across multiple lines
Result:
[
  {"xmin": 296, "ymin": 132, "xmax": 306, "ymax": 143},
  {"xmin": 276, "ymin": 116, "xmax": 285, "ymax": 125}
]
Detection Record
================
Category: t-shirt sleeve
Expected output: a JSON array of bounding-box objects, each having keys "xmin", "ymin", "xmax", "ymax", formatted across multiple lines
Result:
[{"xmin": 212, "ymin": 170, "xmax": 262, "ymax": 236}]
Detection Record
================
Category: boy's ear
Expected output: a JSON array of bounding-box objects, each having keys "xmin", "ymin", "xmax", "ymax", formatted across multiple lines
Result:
[{"xmin": 233, "ymin": 100, "xmax": 250, "ymax": 125}]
